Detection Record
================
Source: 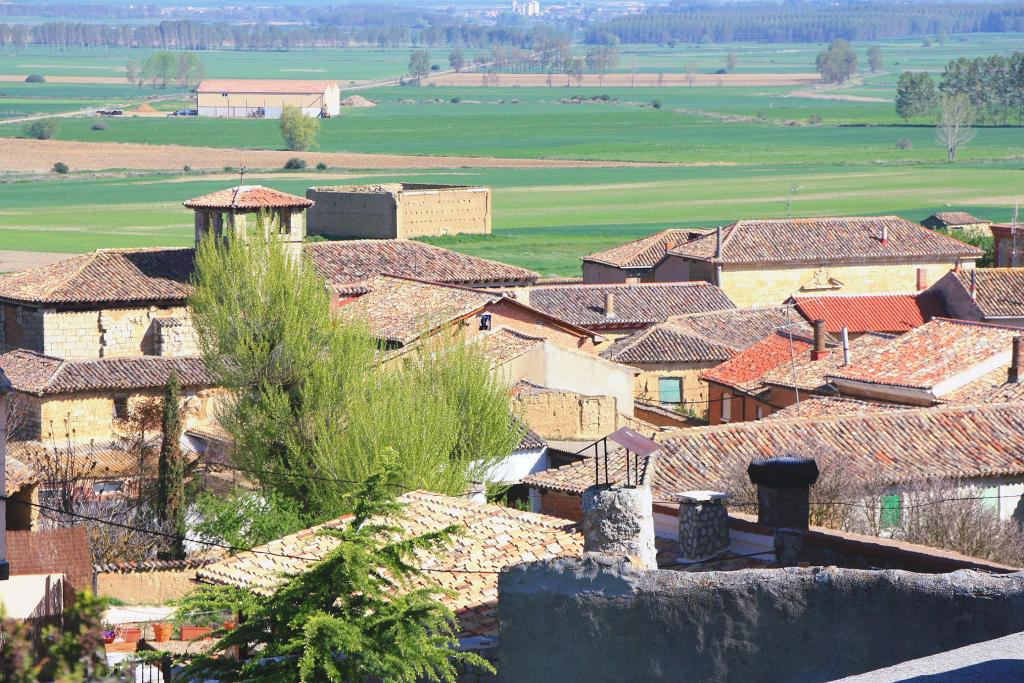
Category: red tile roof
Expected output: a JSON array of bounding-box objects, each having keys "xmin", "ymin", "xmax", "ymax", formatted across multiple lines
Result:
[
  {"xmin": 765, "ymin": 397, "xmax": 910, "ymax": 420},
  {"xmin": 583, "ymin": 228, "xmax": 710, "ymax": 269},
  {"xmin": 790, "ymin": 292, "xmax": 947, "ymax": 334},
  {"xmin": 197, "ymin": 79, "xmax": 337, "ymax": 94},
  {"xmin": 6, "ymin": 456, "xmax": 38, "ymax": 496},
  {"xmin": 668, "ymin": 216, "xmax": 983, "ymax": 265},
  {"xmin": 761, "ymin": 332, "xmax": 895, "ymax": 393},
  {"xmin": 183, "ymin": 185, "xmax": 314, "ymax": 210},
  {"xmin": 8, "ymin": 528, "xmax": 92, "ymax": 591},
  {"xmin": 700, "ymin": 328, "xmax": 814, "ymax": 394},
  {"xmin": 829, "ymin": 318, "xmax": 1022, "ymax": 392}
]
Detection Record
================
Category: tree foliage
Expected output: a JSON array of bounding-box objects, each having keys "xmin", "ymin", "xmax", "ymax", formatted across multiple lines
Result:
[
  {"xmin": 188, "ymin": 228, "xmax": 521, "ymax": 523},
  {"xmin": 174, "ymin": 468, "xmax": 492, "ymax": 683},
  {"xmin": 448, "ymin": 48, "xmax": 464, "ymax": 72},
  {"xmin": 867, "ymin": 45, "xmax": 883, "ymax": 73},
  {"xmin": 409, "ymin": 49, "xmax": 432, "ymax": 81},
  {"xmin": 936, "ymin": 92, "xmax": 976, "ymax": 161},
  {"xmin": 23, "ymin": 118, "xmax": 58, "ymax": 140},
  {"xmin": 279, "ymin": 105, "xmax": 320, "ymax": 151},
  {"xmin": 157, "ymin": 370, "xmax": 187, "ymax": 560},
  {"xmin": 816, "ymin": 38, "xmax": 858, "ymax": 84},
  {"xmin": 895, "ymin": 71, "xmax": 938, "ymax": 120},
  {"xmin": 193, "ymin": 488, "xmax": 307, "ymax": 549},
  {"xmin": 940, "ymin": 52, "xmax": 1024, "ymax": 125}
]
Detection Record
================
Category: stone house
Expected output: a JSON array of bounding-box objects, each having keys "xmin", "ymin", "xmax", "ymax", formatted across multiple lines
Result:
[
  {"xmin": 992, "ymin": 224, "xmax": 1024, "ymax": 267},
  {"xmin": 921, "ymin": 211, "xmax": 991, "ymax": 237},
  {"xmin": 643, "ymin": 216, "xmax": 982, "ymax": 307},
  {"xmin": 928, "ymin": 268, "xmax": 1024, "ymax": 327},
  {"xmin": 581, "ymin": 228, "xmax": 712, "ymax": 284}
]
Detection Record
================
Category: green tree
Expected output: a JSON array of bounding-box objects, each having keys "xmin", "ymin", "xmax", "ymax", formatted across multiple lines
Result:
[
  {"xmin": 448, "ymin": 48, "xmax": 465, "ymax": 72},
  {"xmin": 279, "ymin": 105, "xmax": 320, "ymax": 151},
  {"xmin": 816, "ymin": 38, "xmax": 858, "ymax": 84},
  {"xmin": 23, "ymin": 118, "xmax": 58, "ymax": 140},
  {"xmin": 409, "ymin": 49, "xmax": 431, "ymax": 82},
  {"xmin": 188, "ymin": 229, "xmax": 521, "ymax": 521},
  {"xmin": 174, "ymin": 469, "xmax": 492, "ymax": 682},
  {"xmin": 867, "ymin": 45, "xmax": 883, "ymax": 73},
  {"xmin": 142, "ymin": 50, "xmax": 176, "ymax": 88},
  {"xmin": 176, "ymin": 51, "xmax": 205, "ymax": 89},
  {"xmin": 157, "ymin": 370, "xmax": 187, "ymax": 560},
  {"xmin": 936, "ymin": 92, "xmax": 976, "ymax": 161},
  {"xmin": 194, "ymin": 488, "xmax": 306, "ymax": 549},
  {"xmin": 895, "ymin": 71, "xmax": 938, "ymax": 120}
]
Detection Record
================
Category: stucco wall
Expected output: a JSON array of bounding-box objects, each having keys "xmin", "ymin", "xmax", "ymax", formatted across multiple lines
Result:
[
  {"xmin": 96, "ymin": 567, "xmax": 204, "ymax": 605},
  {"xmin": 540, "ymin": 343, "xmax": 634, "ymax": 415},
  {"xmin": 582, "ymin": 262, "xmax": 630, "ymax": 284},
  {"xmin": 706, "ymin": 383, "xmax": 775, "ymax": 424},
  {"xmin": 631, "ymin": 362, "xmax": 716, "ymax": 416},
  {"xmin": 498, "ymin": 556, "xmax": 1024, "ymax": 682},
  {"xmin": 482, "ymin": 300, "xmax": 594, "ymax": 353}
]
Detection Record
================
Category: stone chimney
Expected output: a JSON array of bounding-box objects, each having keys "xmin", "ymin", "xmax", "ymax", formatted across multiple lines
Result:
[
  {"xmin": 747, "ymin": 456, "xmax": 819, "ymax": 530},
  {"xmin": 1010, "ymin": 336, "xmax": 1023, "ymax": 384},
  {"xmin": 604, "ymin": 291, "xmax": 616, "ymax": 319},
  {"xmin": 810, "ymin": 319, "xmax": 829, "ymax": 361},
  {"xmin": 916, "ymin": 267, "xmax": 928, "ymax": 292},
  {"xmin": 676, "ymin": 491, "xmax": 730, "ymax": 564},
  {"xmin": 582, "ymin": 484, "xmax": 657, "ymax": 569}
]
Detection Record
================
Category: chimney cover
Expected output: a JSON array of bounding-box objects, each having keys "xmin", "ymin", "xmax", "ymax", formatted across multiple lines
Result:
[{"xmin": 747, "ymin": 456, "xmax": 819, "ymax": 488}]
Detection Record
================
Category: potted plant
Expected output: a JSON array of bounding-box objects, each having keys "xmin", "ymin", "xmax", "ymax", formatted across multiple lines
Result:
[
  {"xmin": 119, "ymin": 626, "xmax": 143, "ymax": 643},
  {"xmin": 180, "ymin": 624, "xmax": 214, "ymax": 640},
  {"xmin": 102, "ymin": 628, "xmax": 116, "ymax": 645},
  {"xmin": 152, "ymin": 622, "xmax": 172, "ymax": 642},
  {"xmin": 223, "ymin": 619, "xmax": 237, "ymax": 631}
]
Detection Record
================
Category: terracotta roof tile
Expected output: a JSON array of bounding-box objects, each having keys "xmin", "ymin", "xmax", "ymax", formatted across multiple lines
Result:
[
  {"xmin": 583, "ymin": 228, "xmax": 710, "ymax": 269},
  {"xmin": 761, "ymin": 332, "xmax": 895, "ymax": 393},
  {"xmin": 668, "ymin": 216, "xmax": 983, "ymax": 265},
  {"xmin": 478, "ymin": 327, "xmax": 545, "ymax": 367},
  {"xmin": 8, "ymin": 528, "xmax": 92, "ymax": 591},
  {"xmin": 791, "ymin": 292, "xmax": 947, "ymax": 334},
  {"xmin": 196, "ymin": 491, "xmax": 582, "ymax": 638},
  {"xmin": 197, "ymin": 79, "xmax": 337, "ymax": 94},
  {"xmin": 700, "ymin": 328, "xmax": 815, "ymax": 394},
  {"xmin": 527, "ymin": 282, "xmax": 734, "ymax": 328},
  {"xmin": 949, "ymin": 268, "xmax": 1024, "ymax": 318},
  {"xmin": 765, "ymin": 397, "xmax": 911, "ymax": 420},
  {"xmin": 0, "ymin": 350, "xmax": 211, "ymax": 396},
  {"xmin": 6, "ymin": 456, "xmax": 38, "ymax": 496},
  {"xmin": 183, "ymin": 185, "xmax": 313, "ymax": 210},
  {"xmin": 941, "ymin": 367, "xmax": 1024, "ymax": 405},
  {"xmin": 8, "ymin": 439, "xmax": 170, "ymax": 479},
  {"xmin": 524, "ymin": 402, "xmax": 1024, "ymax": 495},
  {"xmin": 829, "ymin": 318, "xmax": 1022, "ymax": 392}
]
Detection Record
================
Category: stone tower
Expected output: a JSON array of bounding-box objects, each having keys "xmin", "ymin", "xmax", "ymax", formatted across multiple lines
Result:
[{"xmin": 183, "ymin": 185, "xmax": 314, "ymax": 252}]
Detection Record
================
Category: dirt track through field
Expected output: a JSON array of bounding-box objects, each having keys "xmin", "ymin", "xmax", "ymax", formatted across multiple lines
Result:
[
  {"xmin": 0, "ymin": 250, "xmax": 75, "ymax": 273},
  {"xmin": 423, "ymin": 72, "xmax": 820, "ymax": 87},
  {"xmin": 0, "ymin": 138, "xmax": 680, "ymax": 173}
]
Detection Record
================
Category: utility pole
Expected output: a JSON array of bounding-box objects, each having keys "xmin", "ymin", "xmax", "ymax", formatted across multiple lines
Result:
[{"xmin": 785, "ymin": 185, "xmax": 805, "ymax": 219}]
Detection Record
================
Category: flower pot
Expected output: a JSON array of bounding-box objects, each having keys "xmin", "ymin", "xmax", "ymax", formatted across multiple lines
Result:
[
  {"xmin": 103, "ymin": 635, "xmax": 116, "ymax": 645},
  {"xmin": 119, "ymin": 627, "xmax": 142, "ymax": 643},
  {"xmin": 106, "ymin": 640, "xmax": 137, "ymax": 653},
  {"xmin": 152, "ymin": 622, "xmax": 172, "ymax": 642},
  {"xmin": 181, "ymin": 625, "xmax": 214, "ymax": 641},
  {"xmin": 223, "ymin": 620, "xmax": 237, "ymax": 631}
]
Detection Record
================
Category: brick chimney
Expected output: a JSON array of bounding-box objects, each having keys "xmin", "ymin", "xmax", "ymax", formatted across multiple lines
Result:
[
  {"xmin": 916, "ymin": 267, "xmax": 928, "ymax": 292},
  {"xmin": 676, "ymin": 491, "xmax": 730, "ymax": 564},
  {"xmin": 810, "ymin": 319, "xmax": 829, "ymax": 361},
  {"xmin": 715, "ymin": 226, "xmax": 723, "ymax": 258},
  {"xmin": 1010, "ymin": 336, "xmax": 1023, "ymax": 384},
  {"xmin": 604, "ymin": 291, "xmax": 616, "ymax": 319},
  {"xmin": 582, "ymin": 484, "xmax": 657, "ymax": 569},
  {"xmin": 747, "ymin": 456, "xmax": 819, "ymax": 530}
]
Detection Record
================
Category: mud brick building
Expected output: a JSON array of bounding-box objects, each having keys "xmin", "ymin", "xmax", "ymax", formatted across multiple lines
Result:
[
  {"xmin": 921, "ymin": 211, "xmax": 991, "ymax": 237},
  {"xmin": 306, "ymin": 183, "xmax": 491, "ymax": 239},
  {"xmin": 581, "ymin": 228, "xmax": 711, "ymax": 284}
]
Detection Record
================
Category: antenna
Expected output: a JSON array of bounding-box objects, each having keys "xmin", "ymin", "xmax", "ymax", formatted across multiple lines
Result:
[
  {"xmin": 785, "ymin": 185, "xmax": 805, "ymax": 219},
  {"xmin": 239, "ymin": 165, "xmax": 247, "ymax": 186}
]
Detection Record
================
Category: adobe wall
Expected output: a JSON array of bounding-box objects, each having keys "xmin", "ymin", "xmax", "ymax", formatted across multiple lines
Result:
[
  {"xmin": 306, "ymin": 189, "xmax": 397, "ymax": 239},
  {"xmin": 512, "ymin": 388, "xmax": 618, "ymax": 441},
  {"xmin": 395, "ymin": 186, "xmax": 490, "ymax": 239},
  {"xmin": 0, "ymin": 305, "xmax": 44, "ymax": 354},
  {"xmin": 37, "ymin": 306, "xmax": 191, "ymax": 360},
  {"xmin": 498, "ymin": 556, "xmax": 1024, "ymax": 682},
  {"xmin": 96, "ymin": 566, "xmax": 205, "ymax": 605}
]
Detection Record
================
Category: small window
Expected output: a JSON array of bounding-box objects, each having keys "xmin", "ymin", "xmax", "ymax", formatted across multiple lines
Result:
[
  {"xmin": 93, "ymin": 481, "xmax": 123, "ymax": 495},
  {"xmin": 113, "ymin": 396, "xmax": 129, "ymax": 421},
  {"xmin": 755, "ymin": 405, "xmax": 764, "ymax": 420},
  {"xmin": 880, "ymin": 493, "xmax": 902, "ymax": 529},
  {"xmin": 721, "ymin": 392, "xmax": 732, "ymax": 423},
  {"xmin": 658, "ymin": 377, "xmax": 682, "ymax": 404},
  {"xmin": 479, "ymin": 313, "xmax": 492, "ymax": 331}
]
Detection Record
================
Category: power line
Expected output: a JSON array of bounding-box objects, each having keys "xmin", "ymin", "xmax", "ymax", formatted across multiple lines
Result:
[{"xmin": 652, "ymin": 492, "xmax": 1024, "ymax": 511}]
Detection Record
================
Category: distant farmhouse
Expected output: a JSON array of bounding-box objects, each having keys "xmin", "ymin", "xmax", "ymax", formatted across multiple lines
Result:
[
  {"xmin": 921, "ymin": 211, "xmax": 991, "ymax": 237},
  {"xmin": 196, "ymin": 79, "xmax": 340, "ymax": 118},
  {"xmin": 306, "ymin": 184, "xmax": 491, "ymax": 239}
]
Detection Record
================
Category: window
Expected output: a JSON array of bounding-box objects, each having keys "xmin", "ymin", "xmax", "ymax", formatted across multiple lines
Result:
[
  {"xmin": 478, "ymin": 313, "xmax": 492, "ymax": 331},
  {"xmin": 93, "ymin": 481, "xmax": 123, "ymax": 495},
  {"xmin": 113, "ymin": 396, "xmax": 129, "ymax": 421},
  {"xmin": 658, "ymin": 377, "xmax": 682, "ymax": 404},
  {"xmin": 755, "ymin": 405, "xmax": 764, "ymax": 420},
  {"xmin": 721, "ymin": 392, "xmax": 732, "ymax": 423},
  {"xmin": 880, "ymin": 493, "xmax": 902, "ymax": 529}
]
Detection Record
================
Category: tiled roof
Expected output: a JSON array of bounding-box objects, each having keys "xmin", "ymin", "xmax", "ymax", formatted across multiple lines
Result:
[
  {"xmin": 523, "ymin": 402, "xmax": 1024, "ymax": 495},
  {"xmin": 197, "ymin": 79, "xmax": 337, "ymax": 94},
  {"xmin": 478, "ymin": 327, "xmax": 545, "ymax": 367},
  {"xmin": 6, "ymin": 456, "xmax": 38, "ymax": 496},
  {"xmin": 790, "ymin": 293, "xmax": 946, "ymax": 334},
  {"xmin": 527, "ymin": 282, "xmax": 734, "ymax": 329},
  {"xmin": 306, "ymin": 240, "xmax": 538, "ymax": 287},
  {"xmin": 0, "ymin": 350, "xmax": 211, "ymax": 396},
  {"xmin": 941, "ymin": 367, "xmax": 1024, "ymax": 405},
  {"xmin": 700, "ymin": 328, "xmax": 814, "ymax": 394},
  {"xmin": 583, "ymin": 229, "xmax": 709, "ymax": 269},
  {"xmin": 949, "ymin": 268, "xmax": 1024, "ymax": 319},
  {"xmin": 925, "ymin": 212, "xmax": 987, "ymax": 227},
  {"xmin": 765, "ymin": 397, "xmax": 910, "ymax": 420},
  {"xmin": 336, "ymin": 276, "xmax": 497, "ymax": 345},
  {"xmin": 183, "ymin": 185, "xmax": 313, "ymax": 210},
  {"xmin": 518, "ymin": 425, "xmax": 547, "ymax": 450},
  {"xmin": 601, "ymin": 306, "xmax": 796, "ymax": 365},
  {"xmin": 196, "ymin": 491, "xmax": 582, "ymax": 637},
  {"xmin": 828, "ymin": 318, "xmax": 1022, "ymax": 392},
  {"xmin": 761, "ymin": 332, "xmax": 895, "ymax": 393},
  {"xmin": 0, "ymin": 241, "xmax": 537, "ymax": 306},
  {"xmin": 0, "ymin": 248, "xmax": 195, "ymax": 305},
  {"xmin": 8, "ymin": 528, "xmax": 92, "ymax": 590},
  {"xmin": 9, "ymin": 438, "xmax": 166, "ymax": 479},
  {"xmin": 667, "ymin": 216, "xmax": 983, "ymax": 265},
  {"xmin": 94, "ymin": 558, "xmax": 216, "ymax": 573}
]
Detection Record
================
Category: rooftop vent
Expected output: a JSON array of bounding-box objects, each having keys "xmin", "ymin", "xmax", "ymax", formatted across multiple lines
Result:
[{"xmin": 747, "ymin": 456, "xmax": 819, "ymax": 530}]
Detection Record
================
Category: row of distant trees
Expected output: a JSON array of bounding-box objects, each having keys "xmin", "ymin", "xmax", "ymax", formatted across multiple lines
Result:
[
  {"xmin": 125, "ymin": 50, "xmax": 204, "ymax": 90},
  {"xmin": 896, "ymin": 52, "xmax": 1024, "ymax": 125},
  {"xmin": 587, "ymin": 3, "xmax": 1024, "ymax": 44}
]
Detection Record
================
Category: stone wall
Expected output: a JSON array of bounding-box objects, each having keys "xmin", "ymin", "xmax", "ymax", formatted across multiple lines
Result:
[
  {"xmin": 513, "ymin": 389, "xmax": 618, "ymax": 441},
  {"xmin": 498, "ymin": 556, "xmax": 1024, "ymax": 682},
  {"xmin": 0, "ymin": 305, "xmax": 44, "ymax": 354},
  {"xmin": 35, "ymin": 306, "xmax": 191, "ymax": 360},
  {"xmin": 153, "ymin": 317, "xmax": 199, "ymax": 357},
  {"xmin": 396, "ymin": 186, "xmax": 490, "ymax": 239}
]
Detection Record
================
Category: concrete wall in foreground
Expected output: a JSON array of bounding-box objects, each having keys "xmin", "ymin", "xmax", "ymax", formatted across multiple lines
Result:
[{"xmin": 499, "ymin": 556, "xmax": 1024, "ymax": 682}]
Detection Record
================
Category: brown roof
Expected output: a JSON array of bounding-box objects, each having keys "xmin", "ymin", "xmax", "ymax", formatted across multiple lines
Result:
[
  {"xmin": 828, "ymin": 318, "xmax": 1022, "ymax": 392},
  {"xmin": 196, "ymin": 491, "xmax": 582, "ymax": 638},
  {"xmin": 941, "ymin": 367, "xmax": 1024, "ymax": 405},
  {"xmin": 701, "ymin": 329, "xmax": 815, "ymax": 394},
  {"xmin": 9, "ymin": 439, "xmax": 167, "ymax": 479},
  {"xmin": 583, "ymin": 228, "xmax": 710, "ymax": 269},
  {"xmin": 790, "ymin": 293, "xmax": 947, "ymax": 335},
  {"xmin": 8, "ymin": 528, "xmax": 92, "ymax": 591},
  {"xmin": 183, "ymin": 185, "xmax": 313, "ymax": 210},
  {"xmin": 948, "ymin": 268, "xmax": 1024, "ymax": 319},
  {"xmin": 761, "ymin": 332, "xmax": 895, "ymax": 393},
  {"xmin": 523, "ymin": 402, "xmax": 1024, "ymax": 496},
  {"xmin": 0, "ymin": 350, "xmax": 211, "ymax": 396},
  {"xmin": 6, "ymin": 456, "xmax": 38, "ymax": 496},
  {"xmin": 197, "ymin": 79, "xmax": 337, "ymax": 94},
  {"xmin": 668, "ymin": 216, "xmax": 983, "ymax": 265},
  {"xmin": 478, "ymin": 327, "xmax": 545, "ymax": 367},
  {"xmin": 0, "ymin": 248, "xmax": 195, "ymax": 306},
  {"xmin": 764, "ymin": 396, "xmax": 911, "ymax": 420},
  {"xmin": 527, "ymin": 282, "xmax": 734, "ymax": 329},
  {"xmin": 924, "ymin": 211, "xmax": 988, "ymax": 227},
  {"xmin": 601, "ymin": 306, "xmax": 795, "ymax": 365}
]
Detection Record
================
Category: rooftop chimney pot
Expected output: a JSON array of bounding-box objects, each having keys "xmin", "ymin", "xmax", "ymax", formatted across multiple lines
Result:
[
  {"xmin": 715, "ymin": 226, "xmax": 723, "ymax": 258},
  {"xmin": 604, "ymin": 291, "xmax": 616, "ymax": 318},
  {"xmin": 582, "ymin": 484, "xmax": 657, "ymax": 569},
  {"xmin": 747, "ymin": 456, "xmax": 819, "ymax": 530},
  {"xmin": 810, "ymin": 319, "xmax": 829, "ymax": 361},
  {"xmin": 841, "ymin": 326, "xmax": 851, "ymax": 366},
  {"xmin": 880, "ymin": 224, "xmax": 889, "ymax": 245},
  {"xmin": 916, "ymin": 267, "xmax": 928, "ymax": 292},
  {"xmin": 970, "ymin": 269, "xmax": 977, "ymax": 299},
  {"xmin": 1010, "ymin": 336, "xmax": 1023, "ymax": 384}
]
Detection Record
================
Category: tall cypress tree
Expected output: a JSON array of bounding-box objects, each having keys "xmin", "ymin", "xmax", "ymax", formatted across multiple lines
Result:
[{"xmin": 157, "ymin": 369, "xmax": 186, "ymax": 560}]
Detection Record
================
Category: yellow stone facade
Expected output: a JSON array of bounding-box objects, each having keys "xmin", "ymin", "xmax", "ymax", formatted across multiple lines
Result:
[{"xmin": 631, "ymin": 362, "xmax": 718, "ymax": 418}]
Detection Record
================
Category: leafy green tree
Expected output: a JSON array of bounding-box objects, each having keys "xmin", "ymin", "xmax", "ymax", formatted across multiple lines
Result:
[
  {"xmin": 176, "ymin": 51, "xmax": 205, "ymax": 89},
  {"xmin": 895, "ymin": 71, "xmax": 938, "ymax": 120},
  {"xmin": 409, "ymin": 49, "xmax": 431, "ymax": 82},
  {"xmin": 188, "ymin": 229, "xmax": 521, "ymax": 522},
  {"xmin": 157, "ymin": 370, "xmax": 187, "ymax": 560},
  {"xmin": 194, "ymin": 488, "xmax": 306, "ymax": 549},
  {"xmin": 936, "ymin": 92, "xmax": 976, "ymax": 161},
  {"xmin": 448, "ymin": 48, "xmax": 465, "ymax": 72},
  {"xmin": 23, "ymin": 118, "xmax": 58, "ymax": 140},
  {"xmin": 279, "ymin": 105, "xmax": 320, "ymax": 151},
  {"xmin": 174, "ymin": 468, "xmax": 492, "ymax": 682},
  {"xmin": 867, "ymin": 45, "xmax": 883, "ymax": 73},
  {"xmin": 816, "ymin": 38, "xmax": 858, "ymax": 84},
  {"xmin": 142, "ymin": 50, "xmax": 176, "ymax": 88}
]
